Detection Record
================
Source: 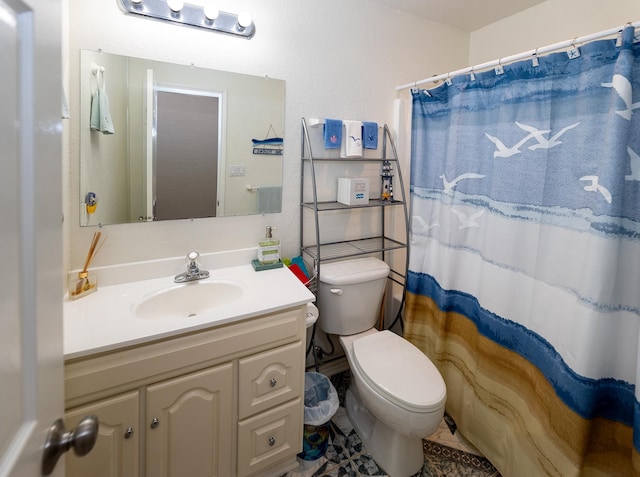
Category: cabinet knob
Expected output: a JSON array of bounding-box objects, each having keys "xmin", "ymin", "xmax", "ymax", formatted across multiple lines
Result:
[
  {"xmin": 269, "ymin": 378, "xmax": 277, "ymax": 387},
  {"xmin": 150, "ymin": 418, "xmax": 159, "ymax": 429},
  {"xmin": 268, "ymin": 436, "xmax": 276, "ymax": 447},
  {"xmin": 124, "ymin": 427, "xmax": 134, "ymax": 439}
]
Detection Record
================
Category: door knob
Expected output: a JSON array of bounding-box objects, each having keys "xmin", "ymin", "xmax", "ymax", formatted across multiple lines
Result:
[{"xmin": 42, "ymin": 415, "xmax": 99, "ymax": 475}]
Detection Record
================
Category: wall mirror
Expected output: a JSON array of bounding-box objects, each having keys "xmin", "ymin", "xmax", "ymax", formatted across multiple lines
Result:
[{"xmin": 79, "ymin": 50, "xmax": 285, "ymax": 226}]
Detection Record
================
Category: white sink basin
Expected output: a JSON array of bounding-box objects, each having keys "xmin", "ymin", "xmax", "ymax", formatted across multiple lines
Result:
[{"xmin": 134, "ymin": 280, "xmax": 244, "ymax": 319}]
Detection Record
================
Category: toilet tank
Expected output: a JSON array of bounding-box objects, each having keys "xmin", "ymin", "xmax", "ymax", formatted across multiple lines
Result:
[{"xmin": 317, "ymin": 257, "xmax": 390, "ymax": 336}]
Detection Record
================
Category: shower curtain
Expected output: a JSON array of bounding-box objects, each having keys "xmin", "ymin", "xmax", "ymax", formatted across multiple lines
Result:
[{"xmin": 405, "ymin": 26, "xmax": 640, "ymax": 476}]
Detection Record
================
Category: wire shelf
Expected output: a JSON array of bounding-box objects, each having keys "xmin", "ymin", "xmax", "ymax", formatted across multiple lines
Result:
[
  {"xmin": 301, "ymin": 199, "xmax": 404, "ymax": 212},
  {"xmin": 301, "ymin": 236, "xmax": 406, "ymax": 262}
]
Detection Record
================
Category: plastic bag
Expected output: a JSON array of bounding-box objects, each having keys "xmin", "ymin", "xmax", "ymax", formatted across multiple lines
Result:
[{"xmin": 303, "ymin": 372, "xmax": 339, "ymax": 426}]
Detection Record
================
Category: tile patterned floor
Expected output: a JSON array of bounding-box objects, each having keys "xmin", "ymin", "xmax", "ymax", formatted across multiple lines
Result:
[
  {"xmin": 286, "ymin": 371, "xmax": 501, "ymax": 477},
  {"xmin": 286, "ymin": 408, "xmax": 501, "ymax": 477}
]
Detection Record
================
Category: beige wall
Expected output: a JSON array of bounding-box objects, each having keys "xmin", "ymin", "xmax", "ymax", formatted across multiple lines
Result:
[
  {"xmin": 469, "ymin": 0, "xmax": 640, "ymax": 64},
  {"xmin": 65, "ymin": 0, "xmax": 469, "ymax": 271}
]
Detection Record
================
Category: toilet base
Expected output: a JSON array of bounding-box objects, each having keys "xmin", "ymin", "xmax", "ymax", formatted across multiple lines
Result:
[{"xmin": 345, "ymin": 387, "xmax": 424, "ymax": 477}]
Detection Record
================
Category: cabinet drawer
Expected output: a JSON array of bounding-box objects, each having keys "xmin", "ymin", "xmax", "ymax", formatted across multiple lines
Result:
[
  {"xmin": 238, "ymin": 341, "xmax": 303, "ymax": 419},
  {"xmin": 237, "ymin": 398, "xmax": 302, "ymax": 477}
]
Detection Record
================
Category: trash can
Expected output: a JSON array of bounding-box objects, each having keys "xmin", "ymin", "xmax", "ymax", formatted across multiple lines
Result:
[{"xmin": 298, "ymin": 372, "xmax": 339, "ymax": 461}]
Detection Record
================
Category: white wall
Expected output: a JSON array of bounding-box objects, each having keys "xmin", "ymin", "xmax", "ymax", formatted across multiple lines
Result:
[
  {"xmin": 469, "ymin": 0, "xmax": 640, "ymax": 64},
  {"xmin": 65, "ymin": 0, "xmax": 469, "ymax": 271}
]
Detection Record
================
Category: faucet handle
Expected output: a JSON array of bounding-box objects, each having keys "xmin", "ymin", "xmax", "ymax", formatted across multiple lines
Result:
[{"xmin": 187, "ymin": 251, "xmax": 199, "ymax": 262}]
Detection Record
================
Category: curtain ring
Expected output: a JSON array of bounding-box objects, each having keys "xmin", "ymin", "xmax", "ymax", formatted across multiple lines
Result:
[{"xmin": 445, "ymin": 72, "xmax": 452, "ymax": 85}]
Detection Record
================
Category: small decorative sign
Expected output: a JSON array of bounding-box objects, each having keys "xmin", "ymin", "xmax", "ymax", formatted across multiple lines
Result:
[{"xmin": 253, "ymin": 147, "xmax": 283, "ymax": 155}]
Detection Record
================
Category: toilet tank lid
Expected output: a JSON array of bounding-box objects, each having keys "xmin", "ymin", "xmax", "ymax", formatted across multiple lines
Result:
[{"xmin": 319, "ymin": 257, "xmax": 390, "ymax": 285}]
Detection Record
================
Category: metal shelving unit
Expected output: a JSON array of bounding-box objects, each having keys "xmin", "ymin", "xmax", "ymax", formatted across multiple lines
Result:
[{"xmin": 299, "ymin": 117, "xmax": 410, "ymax": 296}]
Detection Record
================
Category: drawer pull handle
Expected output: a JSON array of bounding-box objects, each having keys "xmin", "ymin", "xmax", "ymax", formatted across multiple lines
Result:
[
  {"xmin": 150, "ymin": 418, "xmax": 159, "ymax": 429},
  {"xmin": 124, "ymin": 427, "xmax": 134, "ymax": 439},
  {"xmin": 268, "ymin": 436, "xmax": 276, "ymax": 446},
  {"xmin": 270, "ymin": 378, "xmax": 277, "ymax": 387}
]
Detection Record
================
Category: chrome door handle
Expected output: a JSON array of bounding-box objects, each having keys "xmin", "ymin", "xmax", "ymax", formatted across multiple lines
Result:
[
  {"xmin": 150, "ymin": 417, "xmax": 160, "ymax": 429},
  {"xmin": 270, "ymin": 377, "xmax": 277, "ymax": 387},
  {"xmin": 42, "ymin": 415, "xmax": 99, "ymax": 475}
]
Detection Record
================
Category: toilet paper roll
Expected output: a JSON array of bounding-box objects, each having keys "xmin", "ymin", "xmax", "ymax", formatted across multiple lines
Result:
[{"xmin": 306, "ymin": 302, "xmax": 319, "ymax": 328}]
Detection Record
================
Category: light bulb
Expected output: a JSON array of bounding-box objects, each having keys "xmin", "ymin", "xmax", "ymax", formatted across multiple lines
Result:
[
  {"xmin": 237, "ymin": 12, "xmax": 252, "ymax": 29},
  {"xmin": 167, "ymin": 0, "xmax": 184, "ymax": 13},
  {"xmin": 204, "ymin": 6, "xmax": 219, "ymax": 21}
]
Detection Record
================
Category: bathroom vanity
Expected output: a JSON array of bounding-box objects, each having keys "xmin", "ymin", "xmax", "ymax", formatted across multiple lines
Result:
[{"xmin": 63, "ymin": 250, "xmax": 314, "ymax": 477}]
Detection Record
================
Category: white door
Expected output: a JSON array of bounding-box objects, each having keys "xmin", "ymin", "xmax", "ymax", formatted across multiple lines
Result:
[{"xmin": 0, "ymin": 0, "xmax": 67, "ymax": 475}]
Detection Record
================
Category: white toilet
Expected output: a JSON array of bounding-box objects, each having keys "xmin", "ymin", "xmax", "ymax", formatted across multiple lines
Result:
[{"xmin": 317, "ymin": 257, "xmax": 446, "ymax": 477}]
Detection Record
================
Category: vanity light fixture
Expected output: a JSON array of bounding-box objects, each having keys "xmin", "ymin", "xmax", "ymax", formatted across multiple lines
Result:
[{"xmin": 118, "ymin": 0, "xmax": 256, "ymax": 39}]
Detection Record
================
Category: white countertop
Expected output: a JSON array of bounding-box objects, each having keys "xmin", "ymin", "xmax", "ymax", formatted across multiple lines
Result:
[{"xmin": 64, "ymin": 258, "xmax": 315, "ymax": 360}]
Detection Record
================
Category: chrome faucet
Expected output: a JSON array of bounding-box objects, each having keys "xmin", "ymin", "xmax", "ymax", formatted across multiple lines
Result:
[{"xmin": 174, "ymin": 251, "xmax": 210, "ymax": 283}]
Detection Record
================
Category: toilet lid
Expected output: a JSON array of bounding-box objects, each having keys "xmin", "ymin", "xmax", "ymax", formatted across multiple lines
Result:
[{"xmin": 352, "ymin": 331, "xmax": 446, "ymax": 413}]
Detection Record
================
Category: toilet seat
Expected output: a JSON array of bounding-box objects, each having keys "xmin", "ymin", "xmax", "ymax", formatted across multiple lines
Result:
[{"xmin": 352, "ymin": 330, "xmax": 446, "ymax": 413}]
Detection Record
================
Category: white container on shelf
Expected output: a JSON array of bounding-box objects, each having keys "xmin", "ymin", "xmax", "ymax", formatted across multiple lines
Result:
[{"xmin": 337, "ymin": 178, "xmax": 369, "ymax": 205}]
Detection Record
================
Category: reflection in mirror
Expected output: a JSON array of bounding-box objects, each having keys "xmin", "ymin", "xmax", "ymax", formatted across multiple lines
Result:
[{"xmin": 79, "ymin": 50, "xmax": 285, "ymax": 226}]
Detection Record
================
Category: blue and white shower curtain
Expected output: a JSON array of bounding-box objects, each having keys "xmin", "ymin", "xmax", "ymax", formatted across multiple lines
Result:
[{"xmin": 404, "ymin": 26, "xmax": 640, "ymax": 476}]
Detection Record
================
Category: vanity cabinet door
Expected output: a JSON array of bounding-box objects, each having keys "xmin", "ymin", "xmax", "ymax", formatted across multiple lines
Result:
[
  {"xmin": 145, "ymin": 363, "xmax": 233, "ymax": 477},
  {"xmin": 65, "ymin": 390, "xmax": 140, "ymax": 477}
]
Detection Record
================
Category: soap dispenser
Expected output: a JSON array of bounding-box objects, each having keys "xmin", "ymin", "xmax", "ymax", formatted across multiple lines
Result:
[{"xmin": 258, "ymin": 226, "xmax": 281, "ymax": 265}]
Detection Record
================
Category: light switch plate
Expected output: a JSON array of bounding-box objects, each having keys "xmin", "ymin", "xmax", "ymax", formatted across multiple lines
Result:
[{"xmin": 229, "ymin": 164, "xmax": 245, "ymax": 177}]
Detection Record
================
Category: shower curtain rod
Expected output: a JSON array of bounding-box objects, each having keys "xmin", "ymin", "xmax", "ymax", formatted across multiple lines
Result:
[{"xmin": 396, "ymin": 21, "xmax": 640, "ymax": 91}]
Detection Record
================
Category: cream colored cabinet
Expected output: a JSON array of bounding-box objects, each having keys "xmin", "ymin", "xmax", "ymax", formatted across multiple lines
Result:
[
  {"xmin": 65, "ymin": 391, "xmax": 140, "ymax": 477},
  {"xmin": 64, "ymin": 306, "xmax": 306, "ymax": 477},
  {"xmin": 146, "ymin": 364, "xmax": 233, "ymax": 477}
]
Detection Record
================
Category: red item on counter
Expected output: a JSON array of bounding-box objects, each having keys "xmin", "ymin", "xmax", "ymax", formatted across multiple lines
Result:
[{"xmin": 288, "ymin": 264, "xmax": 309, "ymax": 284}]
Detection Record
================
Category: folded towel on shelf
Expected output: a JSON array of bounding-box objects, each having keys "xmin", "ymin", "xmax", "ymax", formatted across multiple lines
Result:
[
  {"xmin": 362, "ymin": 121, "xmax": 378, "ymax": 149},
  {"xmin": 257, "ymin": 186, "xmax": 282, "ymax": 213},
  {"xmin": 341, "ymin": 120, "xmax": 363, "ymax": 158},
  {"xmin": 323, "ymin": 118, "xmax": 342, "ymax": 149}
]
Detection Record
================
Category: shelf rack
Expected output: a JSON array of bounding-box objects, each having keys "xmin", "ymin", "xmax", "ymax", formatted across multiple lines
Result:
[{"xmin": 299, "ymin": 117, "xmax": 410, "ymax": 295}]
